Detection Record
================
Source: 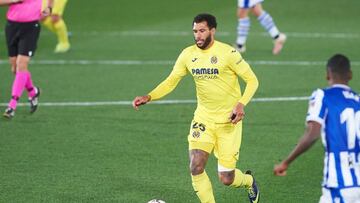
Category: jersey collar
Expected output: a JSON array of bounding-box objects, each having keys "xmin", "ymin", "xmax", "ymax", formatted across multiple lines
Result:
[
  {"xmin": 195, "ymin": 40, "xmax": 217, "ymax": 53},
  {"xmin": 331, "ymin": 84, "xmax": 351, "ymax": 90}
]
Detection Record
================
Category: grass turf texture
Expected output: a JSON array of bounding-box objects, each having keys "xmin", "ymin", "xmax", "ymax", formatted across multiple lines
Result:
[{"xmin": 0, "ymin": 0, "xmax": 359, "ymax": 202}]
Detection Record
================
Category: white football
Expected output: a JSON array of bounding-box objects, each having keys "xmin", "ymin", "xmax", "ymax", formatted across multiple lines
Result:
[{"xmin": 147, "ymin": 199, "xmax": 166, "ymax": 203}]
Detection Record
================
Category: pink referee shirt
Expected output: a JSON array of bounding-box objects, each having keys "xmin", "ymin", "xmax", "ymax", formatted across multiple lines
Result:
[{"xmin": 7, "ymin": 0, "xmax": 42, "ymax": 22}]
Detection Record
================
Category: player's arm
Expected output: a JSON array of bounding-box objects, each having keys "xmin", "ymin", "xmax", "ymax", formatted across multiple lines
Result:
[
  {"xmin": 132, "ymin": 70, "xmax": 185, "ymax": 110},
  {"xmin": 0, "ymin": 0, "xmax": 22, "ymax": 6},
  {"xmin": 273, "ymin": 121, "xmax": 321, "ymax": 176},
  {"xmin": 228, "ymin": 51, "xmax": 259, "ymax": 123},
  {"xmin": 42, "ymin": 0, "xmax": 54, "ymax": 17},
  {"xmin": 274, "ymin": 89, "xmax": 325, "ymax": 176},
  {"xmin": 132, "ymin": 51, "xmax": 188, "ymax": 110}
]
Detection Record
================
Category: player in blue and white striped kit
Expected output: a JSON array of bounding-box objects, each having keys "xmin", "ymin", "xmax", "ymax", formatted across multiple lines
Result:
[
  {"xmin": 236, "ymin": 0, "xmax": 286, "ymax": 55},
  {"xmin": 274, "ymin": 54, "xmax": 360, "ymax": 203}
]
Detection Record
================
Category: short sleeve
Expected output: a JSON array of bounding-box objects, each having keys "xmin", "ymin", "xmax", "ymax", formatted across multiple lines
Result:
[{"xmin": 306, "ymin": 89, "xmax": 326, "ymax": 125}]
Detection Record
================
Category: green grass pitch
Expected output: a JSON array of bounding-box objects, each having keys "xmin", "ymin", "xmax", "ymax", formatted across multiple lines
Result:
[{"xmin": 0, "ymin": 0, "xmax": 359, "ymax": 202}]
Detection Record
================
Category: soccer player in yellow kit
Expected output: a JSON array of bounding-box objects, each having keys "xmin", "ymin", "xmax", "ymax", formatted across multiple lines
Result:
[
  {"xmin": 42, "ymin": 0, "xmax": 70, "ymax": 53},
  {"xmin": 133, "ymin": 13, "xmax": 260, "ymax": 203}
]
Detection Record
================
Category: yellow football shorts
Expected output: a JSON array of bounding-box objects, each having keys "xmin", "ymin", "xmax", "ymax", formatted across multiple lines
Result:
[{"xmin": 188, "ymin": 119, "xmax": 242, "ymax": 169}]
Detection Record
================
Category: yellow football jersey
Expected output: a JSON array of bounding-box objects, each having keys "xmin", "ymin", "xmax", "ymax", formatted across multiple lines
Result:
[{"xmin": 148, "ymin": 40, "xmax": 259, "ymax": 123}]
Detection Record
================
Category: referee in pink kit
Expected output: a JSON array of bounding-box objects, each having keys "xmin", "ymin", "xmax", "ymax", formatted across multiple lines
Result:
[{"xmin": 0, "ymin": 0, "xmax": 53, "ymax": 118}]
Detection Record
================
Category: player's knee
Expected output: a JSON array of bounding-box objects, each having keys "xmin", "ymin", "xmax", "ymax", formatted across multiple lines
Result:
[
  {"xmin": 220, "ymin": 177, "xmax": 233, "ymax": 186},
  {"xmin": 17, "ymin": 62, "xmax": 28, "ymax": 71},
  {"xmin": 16, "ymin": 57, "xmax": 30, "ymax": 71},
  {"xmin": 51, "ymin": 15, "xmax": 61, "ymax": 23},
  {"xmin": 252, "ymin": 4, "xmax": 264, "ymax": 17},
  {"xmin": 190, "ymin": 162, "xmax": 205, "ymax": 175},
  {"xmin": 189, "ymin": 149, "xmax": 209, "ymax": 175},
  {"xmin": 237, "ymin": 8, "xmax": 248, "ymax": 18},
  {"xmin": 9, "ymin": 58, "xmax": 16, "ymax": 67},
  {"xmin": 41, "ymin": 16, "xmax": 49, "ymax": 23},
  {"xmin": 218, "ymin": 172, "xmax": 235, "ymax": 186}
]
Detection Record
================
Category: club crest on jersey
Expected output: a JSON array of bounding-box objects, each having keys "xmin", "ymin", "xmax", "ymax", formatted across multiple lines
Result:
[
  {"xmin": 192, "ymin": 131, "xmax": 201, "ymax": 138},
  {"xmin": 210, "ymin": 56, "xmax": 218, "ymax": 64},
  {"xmin": 191, "ymin": 122, "xmax": 206, "ymax": 138}
]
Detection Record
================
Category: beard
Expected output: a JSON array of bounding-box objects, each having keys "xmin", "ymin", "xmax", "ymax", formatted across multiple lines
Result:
[{"xmin": 195, "ymin": 35, "xmax": 212, "ymax": 49}]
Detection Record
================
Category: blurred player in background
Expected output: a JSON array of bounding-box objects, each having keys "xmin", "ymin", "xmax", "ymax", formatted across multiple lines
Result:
[
  {"xmin": 236, "ymin": 0, "xmax": 286, "ymax": 55},
  {"xmin": 133, "ymin": 13, "xmax": 260, "ymax": 203},
  {"xmin": 274, "ymin": 54, "xmax": 360, "ymax": 202},
  {"xmin": 1, "ymin": 0, "xmax": 53, "ymax": 118},
  {"xmin": 42, "ymin": 0, "xmax": 70, "ymax": 53}
]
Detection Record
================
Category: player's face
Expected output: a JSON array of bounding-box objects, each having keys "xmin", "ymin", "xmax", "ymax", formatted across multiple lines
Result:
[{"xmin": 193, "ymin": 21, "xmax": 215, "ymax": 49}]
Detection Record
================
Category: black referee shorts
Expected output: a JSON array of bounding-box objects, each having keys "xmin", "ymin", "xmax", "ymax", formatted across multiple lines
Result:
[{"xmin": 5, "ymin": 20, "xmax": 41, "ymax": 57}]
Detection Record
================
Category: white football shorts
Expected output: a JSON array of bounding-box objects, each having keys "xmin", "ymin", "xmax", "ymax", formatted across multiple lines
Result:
[
  {"xmin": 319, "ymin": 187, "xmax": 360, "ymax": 203},
  {"xmin": 238, "ymin": 0, "xmax": 264, "ymax": 8}
]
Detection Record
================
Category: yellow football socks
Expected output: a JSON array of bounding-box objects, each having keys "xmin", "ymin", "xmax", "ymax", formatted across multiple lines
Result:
[
  {"xmin": 42, "ymin": 17, "xmax": 70, "ymax": 53},
  {"xmin": 230, "ymin": 169, "xmax": 253, "ymax": 188},
  {"xmin": 54, "ymin": 19, "xmax": 69, "ymax": 46},
  {"xmin": 191, "ymin": 171, "xmax": 215, "ymax": 203}
]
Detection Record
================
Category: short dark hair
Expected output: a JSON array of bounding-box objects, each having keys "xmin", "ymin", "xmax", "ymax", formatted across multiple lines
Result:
[
  {"xmin": 193, "ymin": 13, "xmax": 217, "ymax": 29},
  {"xmin": 327, "ymin": 54, "xmax": 351, "ymax": 79}
]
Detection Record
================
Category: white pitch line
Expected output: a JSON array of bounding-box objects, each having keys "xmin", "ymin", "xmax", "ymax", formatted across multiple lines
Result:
[
  {"xmin": 49, "ymin": 31, "xmax": 359, "ymax": 39},
  {"xmin": 256, "ymin": 32, "xmax": 360, "ymax": 39},
  {"xmin": 0, "ymin": 59, "xmax": 359, "ymax": 66},
  {"xmin": 3, "ymin": 30, "xmax": 359, "ymax": 39},
  {"xmin": 0, "ymin": 97, "xmax": 309, "ymax": 107}
]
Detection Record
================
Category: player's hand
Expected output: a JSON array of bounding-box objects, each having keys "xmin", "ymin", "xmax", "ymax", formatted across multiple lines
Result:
[
  {"xmin": 273, "ymin": 162, "xmax": 288, "ymax": 176},
  {"xmin": 41, "ymin": 7, "xmax": 52, "ymax": 18},
  {"xmin": 132, "ymin": 95, "xmax": 151, "ymax": 110},
  {"xmin": 229, "ymin": 102, "xmax": 245, "ymax": 124},
  {"xmin": 11, "ymin": 66, "xmax": 16, "ymax": 75}
]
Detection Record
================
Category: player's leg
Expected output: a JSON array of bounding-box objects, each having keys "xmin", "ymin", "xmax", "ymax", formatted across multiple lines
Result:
[
  {"xmin": 42, "ymin": 16, "xmax": 56, "ymax": 32},
  {"xmin": 25, "ymin": 71, "xmax": 41, "ymax": 114},
  {"xmin": 215, "ymin": 122, "xmax": 259, "ymax": 203},
  {"xmin": 252, "ymin": 3, "xmax": 280, "ymax": 38},
  {"xmin": 4, "ymin": 55, "xmax": 31, "ymax": 118},
  {"xmin": 216, "ymin": 122, "xmax": 252, "ymax": 188},
  {"xmin": 21, "ymin": 21, "xmax": 41, "ymax": 113},
  {"xmin": 41, "ymin": 0, "xmax": 56, "ymax": 32},
  {"xmin": 52, "ymin": 0, "xmax": 70, "ymax": 53},
  {"xmin": 9, "ymin": 57, "xmax": 17, "ymax": 74},
  {"xmin": 236, "ymin": 0, "xmax": 251, "ymax": 53},
  {"xmin": 189, "ymin": 149, "xmax": 215, "ymax": 203},
  {"xmin": 5, "ymin": 21, "xmax": 18, "ymax": 75},
  {"xmin": 15, "ymin": 55, "xmax": 37, "ymax": 99},
  {"xmin": 218, "ymin": 169, "xmax": 252, "ymax": 188},
  {"xmin": 4, "ymin": 21, "xmax": 41, "ymax": 118},
  {"xmin": 252, "ymin": 3, "xmax": 286, "ymax": 55},
  {"xmin": 4, "ymin": 21, "xmax": 20, "ymax": 118},
  {"xmin": 52, "ymin": 15, "xmax": 70, "ymax": 53},
  {"xmin": 188, "ymin": 120, "xmax": 216, "ymax": 203}
]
